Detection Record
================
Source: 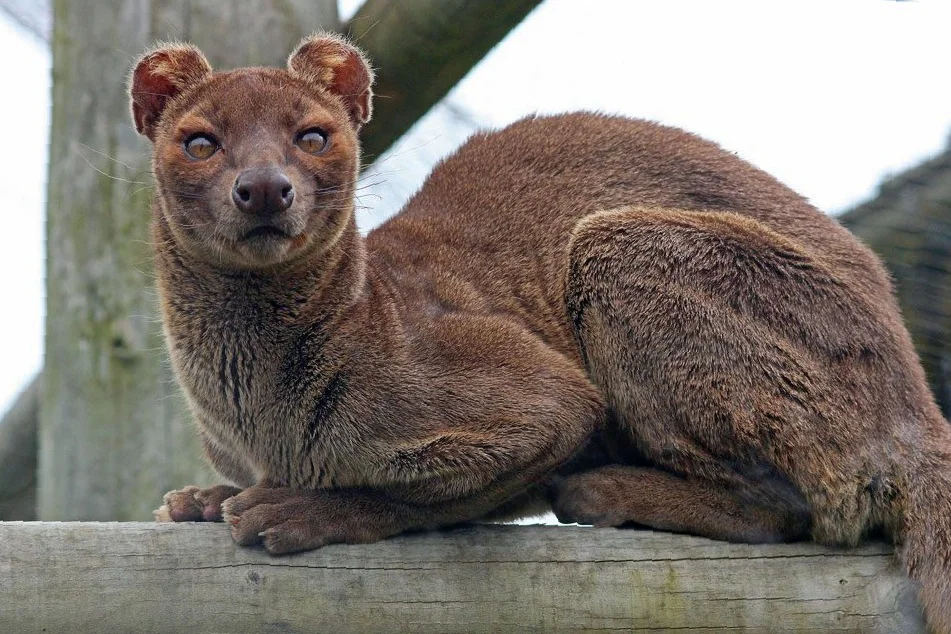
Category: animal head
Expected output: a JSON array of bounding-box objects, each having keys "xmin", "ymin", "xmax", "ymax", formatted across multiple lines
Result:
[{"xmin": 129, "ymin": 33, "xmax": 374, "ymax": 269}]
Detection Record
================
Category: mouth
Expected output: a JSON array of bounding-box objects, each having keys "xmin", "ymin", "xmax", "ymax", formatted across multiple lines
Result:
[
  {"xmin": 231, "ymin": 223, "xmax": 309, "ymax": 264},
  {"xmin": 241, "ymin": 225, "xmax": 290, "ymax": 241}
]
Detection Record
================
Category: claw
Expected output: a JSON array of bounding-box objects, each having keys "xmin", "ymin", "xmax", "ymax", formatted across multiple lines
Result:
[{"xmin": 153, "ymin": 505, "xmax": 173, "ymax": 522}]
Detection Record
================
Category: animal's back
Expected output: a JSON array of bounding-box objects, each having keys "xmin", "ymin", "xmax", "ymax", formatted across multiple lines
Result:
[{"xmin": 367, "ymin": 113, "xmax": 895, "ymax": 353}]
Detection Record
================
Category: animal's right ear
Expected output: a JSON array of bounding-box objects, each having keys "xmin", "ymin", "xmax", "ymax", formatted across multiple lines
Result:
[{"xmin": 129, "ymin": 44, "xmax": 212, "ymax": 141}]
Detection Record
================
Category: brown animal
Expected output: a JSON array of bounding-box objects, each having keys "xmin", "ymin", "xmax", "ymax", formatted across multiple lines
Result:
[{"xmin": 129, "ymin": 34, "xmax": 951, "ymax": 631}]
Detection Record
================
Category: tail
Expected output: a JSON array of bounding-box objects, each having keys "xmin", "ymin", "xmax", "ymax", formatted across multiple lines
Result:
[{"xmin": 899, "ymin": 435, "xmax": 951, "ymax": 633}]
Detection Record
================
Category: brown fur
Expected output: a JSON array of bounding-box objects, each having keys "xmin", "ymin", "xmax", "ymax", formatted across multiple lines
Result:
[{"xmin": 131, "ymin": 35, "xmax": 951, "ymax": 631}]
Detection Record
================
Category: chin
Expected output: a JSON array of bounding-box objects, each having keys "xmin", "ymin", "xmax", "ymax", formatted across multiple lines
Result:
[
  {"xmin": 232, "ymin": 232, "xmax": 312, "ymax": 269},
  {"xmin": 231, "ymin": 239, "xmax": 292, "ymax": 268}
]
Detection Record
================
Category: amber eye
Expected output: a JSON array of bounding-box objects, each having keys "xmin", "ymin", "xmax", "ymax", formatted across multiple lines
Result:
[
  {"xmin": 295, "ymin": 128, "xmax": 329, "ymax": 154},
  {"xmin": 184, "ymin": 134, "xmax": 219, "ymax": 160}
]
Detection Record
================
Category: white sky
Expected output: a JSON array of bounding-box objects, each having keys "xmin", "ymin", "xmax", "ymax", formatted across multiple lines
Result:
[{"xmin": 2, "ymin": 0, "xmax": 951, "ymax": 413}]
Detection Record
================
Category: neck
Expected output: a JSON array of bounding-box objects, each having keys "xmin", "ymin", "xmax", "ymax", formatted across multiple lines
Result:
[
  {"xmin": 150, "ymin": 209, "xmax": 408, "ymax": 481},
  {"xmin": 151, "ymin": 207, "xmax": 398, "ymax": 444},
  {"xmin": 152, "ymin": 211, "xmax": 369, "ymax": 332}
]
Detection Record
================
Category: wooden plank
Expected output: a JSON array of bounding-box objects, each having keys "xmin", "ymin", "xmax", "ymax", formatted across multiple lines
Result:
[{"xmin": 0, "ymin": 523, "xmax": 924, "ymax": 633}]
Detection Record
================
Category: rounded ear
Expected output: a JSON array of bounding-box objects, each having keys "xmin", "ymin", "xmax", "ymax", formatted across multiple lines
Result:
[
  {"xmin": 287, "ymin": 32, "xmax": 374, "ymax": 130},
  {"xmin": 129, "ymin": 43, "xmax": 212, "ymax": 141}
]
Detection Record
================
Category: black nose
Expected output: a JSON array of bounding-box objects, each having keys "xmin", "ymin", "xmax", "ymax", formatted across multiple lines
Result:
[{"xmin": 232, "ymin": 167, "xmax": 295, "ymax": 215}]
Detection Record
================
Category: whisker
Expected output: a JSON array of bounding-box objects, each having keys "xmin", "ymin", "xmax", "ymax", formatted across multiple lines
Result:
[
  {"xmin": 75, "ymin": 146, "xmax": 150, "ymax": 186},
  {"xmin": 78, "ymin": 143, "xmax": 139, "ymax": 171},
  {"xmin": 362, "ymin": 133, "xmax": 447, "ymax": 166}
]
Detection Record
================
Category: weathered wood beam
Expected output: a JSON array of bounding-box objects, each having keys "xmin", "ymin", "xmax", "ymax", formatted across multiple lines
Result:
[
  {"xmin": 347, "ymin": 0, "xmax": 543, "ymax": 161},
  {"xmin": 0, "ymin": 375, "xmax": 38, "ymax": 520},
  {"xmin": 0, "ymin": 523, "xmax": 924, "ymax": 633}
]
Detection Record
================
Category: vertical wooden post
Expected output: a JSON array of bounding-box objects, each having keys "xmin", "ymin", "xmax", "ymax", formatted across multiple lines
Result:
[{"xmin": 39, "ymin": 0, "xmax": 338, "ymax": 520}]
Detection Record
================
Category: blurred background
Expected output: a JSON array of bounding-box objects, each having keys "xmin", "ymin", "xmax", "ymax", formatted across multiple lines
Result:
[{"xmin": 0, "ymin": 0, "xmax": 948, "ymax": 521}]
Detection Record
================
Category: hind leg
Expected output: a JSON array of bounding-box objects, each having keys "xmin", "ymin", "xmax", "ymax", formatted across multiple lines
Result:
[
  {"xmin": 552, "ymin": 465, "xmax": 810, "ymax": 543},
  {"xmin": 565, "ymin": 207, "xmax": 894, "ymax": 545}
]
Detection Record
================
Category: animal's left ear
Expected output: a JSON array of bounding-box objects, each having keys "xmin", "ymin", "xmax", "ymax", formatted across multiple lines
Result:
[{"xmin": 287, "ymin": 33, "xmax": 374, "ymax": 130}]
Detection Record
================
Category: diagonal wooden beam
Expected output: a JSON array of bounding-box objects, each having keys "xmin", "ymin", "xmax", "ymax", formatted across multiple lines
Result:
[
  {"xmin": 348, "ymin": 0, "xmax": 543, "ymax": 161},
  {"xmin": 0, "ymin": 0, "xmax": 50, "ymax": 42},
  {"xmin": 0, "ymin": 375, "xmax": 38, "ymax": 520}
]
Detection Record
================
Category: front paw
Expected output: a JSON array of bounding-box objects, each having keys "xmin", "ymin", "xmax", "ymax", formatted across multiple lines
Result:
[
  {"xmin": 221, "ymin": 487, "xmax": 382, "ymax": 554},
  {"xmin": 154, "ymin": 484, "xmax": 242, "ymax": 522}
]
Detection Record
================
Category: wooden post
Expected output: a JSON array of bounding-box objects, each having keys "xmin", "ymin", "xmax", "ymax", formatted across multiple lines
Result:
[
  {"xmin": 39, "ymin": 0, "xmax": 338, "ymax": 521},
  {"xmin": 0, "ymin": 523, "xmax": 925, "ymax": 633}
]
